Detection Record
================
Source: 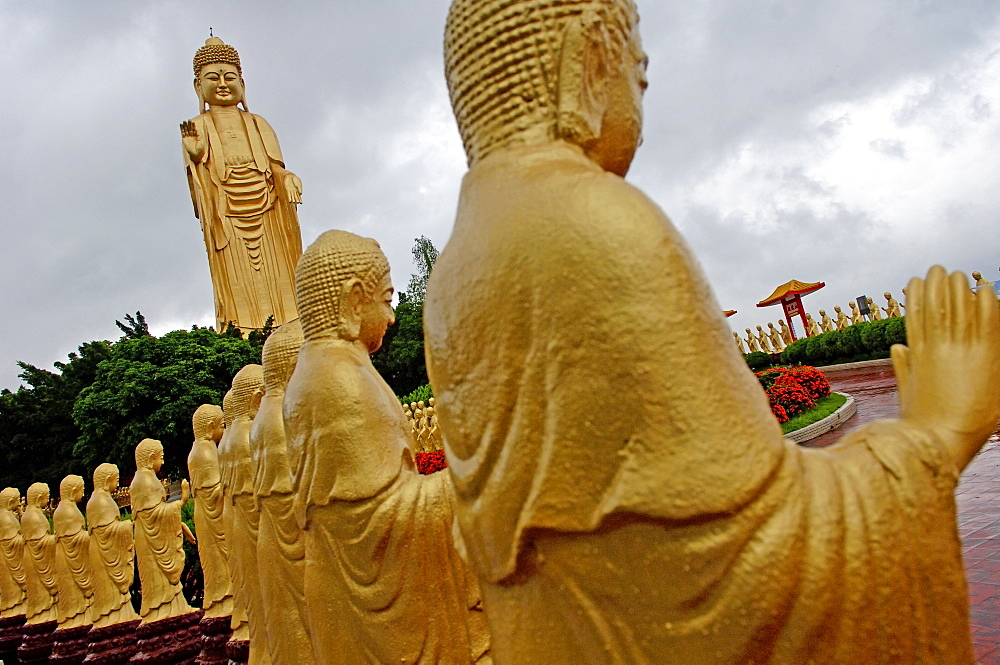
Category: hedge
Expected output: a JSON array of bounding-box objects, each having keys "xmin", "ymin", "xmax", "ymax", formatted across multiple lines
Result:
[{"xmin": 780, "ymin": 317, "xmax": 906, "ymax": 366}]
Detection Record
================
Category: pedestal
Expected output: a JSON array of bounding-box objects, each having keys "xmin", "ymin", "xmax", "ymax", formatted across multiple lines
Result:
[
  {"xmin": 225, "ymin": 639, "xmax": 249, "ymax": 665},
  {"xmin": 0, "ymin": 614, "xmax": 27, "ymax": 664},
  {"xmin": 50, "ymin": 625, "xmax": 92, "ymax": 665},
  {"xmin": 84, "ymin": 620, "xmax": 141, "ymax": 665},
  {"xmin": 128, "ymin": 611, "xmax": 203, "ymax": 665},
  {"xmin": 194, "ymin": 615, "xmax": 232, "ymax": 665},
  {"xmin": 17, "ymin": 620, "xmax": 57, "ymax": 664}
]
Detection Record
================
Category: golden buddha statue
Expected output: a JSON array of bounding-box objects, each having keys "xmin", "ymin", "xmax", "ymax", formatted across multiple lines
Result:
[
  {"xmin": 284, "ymin": 230, "xmax": 490, "ymax": 664},
  {"xmin": 0, "ymin": 488, "xmax": 27, "ymax": 620},
  {"xmin": 819, "ymin": 309, "xmax": 834, "ymax": 333},
  {"xmin": 883, "ymin": 291, "xmax": 902, "ymax": 318},
  {"xmin": 218, "ymin": 364, "xmax": 271, "ymax": 665},
  {"xmin": 187, "ymin": 405, "xmax": 234, "ymax": 621},
  {"xmin": 806, "ymin": 313, "xmax": 821, "ymax": 337},
  {"xmin": 250, "ymin": 321, "xmax": 315, "ymax": 665},
  {"xmin": 766, "ymin": 322, "xmax": 785, "ymax": 352},
  {"xmin": 21, "ymin": 483, "xmax": 58, "ymax": 626},
  {"xmin": 848, "ymin": 300, "xmax": 864, "ymax": 325},
  {"xmin": 834, "ymin": 304, "xmax": 849, "ymax": 330},
  {"xmin": 131, "ymin": 439, "xmax": 194, "ymax": 623},
  {"xmin": 971, "ymin": 270, "xmax": 992, "ymax": 288},
  {"xmin": 181, "ymin": 37, "xmax": 303, "ymax": 333},
  {"xmin": 754, "ymin": 325, "xmax": 773, "ymax": 353},
  {"xmin": 777, "ymin": 319, "xmax": 793, "ymax": 345},
  {"xmin": 743, "ymin": 328, "xmax": 761, "ymax": 352},
  {"xmin": 52, "ymin": 475, "xmax": 93, "ymax": 630},
  {"xmin": 867, "ymin": 297, "xmax": 882, "ymax": 321},
  {"xmin": 86, "ymin": 464, "xmax": 140, "ymax": 629},
  {"xmin": 732, "ymin": 331, "xmax": 746, "ymax": 354},
  {"xmin": 427, "ymin": 1, "xmax": 1000, "ymax": 662}
]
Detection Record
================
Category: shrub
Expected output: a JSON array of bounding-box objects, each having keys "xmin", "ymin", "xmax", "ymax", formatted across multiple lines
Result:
[
  {"xmin": 781, "ymin": 338, "xmax": 808, "ymax": 365},
  {"xmin": 771, "ymin": 403, "xmax": 789, "ymax": 424},
  {"xmin": 804, "ymin": 335, "xmax": 825, "ymax": 363},
  {"xmin": 744, "ymin": 351, "xmax": 774, "ymax": 371},
  {"xmin": 415, "ymin": 450, "xmax": 447, "ymax": 474},
  {"xmin": 837, "ymin": 322, "xmax": 866, "ymax": 358},
  {"xmin": 783, "ymin": 366, "xmax": 831, "ymax": 400},
  {"xmin": 755, "ymin": 367, "xmax": 787, "ymax": 390},
  {"xmin": 860, "ymin": 320, "xmax": 887, "ymax": 354},
  {"xmin": 766, "ymin": 382, "xmax": 816, "ymax": 418},
  {"xmin": 399, "ymin": 383, "xmax": 433, "ymax": 405},
  {"xmin": 884, "ymin": 317, "xmax": 907, "ymax": 346}
]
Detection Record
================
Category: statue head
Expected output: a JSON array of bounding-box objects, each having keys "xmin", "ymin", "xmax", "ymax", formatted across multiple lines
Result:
[
  {"xmin": 230, "ymin": 364, "xmax": 265, "ymax": 421},
  {"xmin": 884, "ymin": 292, "xmax": 892, "ymax": 300},
  {"xmin": 26, "ymin": 483, "xmax": 49, "ymax": 508},
  {"xmin": 193, "ymin": 37, "xmax": 246, "ymax": 112},
  {"xmin": 819, "ymin": 309, "xmax": 826, "ymax": 316},
  {"xmin": 135, "ymin": 438, "xmax": 164, "ymax": 473},
  {"xmin": 222, "ymin": 390, "xmax": 236, "ymax": 428},
  {"xmin": 0, "ymin": 487, "xmax": 20, "ymax": 512},
  {"xmin": 973, "ymin": 271, "xmax": 983, "ymax": 280},
  {"xmin": 60, "ymin": 475, "xmax": 85, "ymax": 502},
  {"xmin": 295, "ymin": 230, "xmax": 394, "ymax": 351},
  {"xmin": 445, "ymin": 0, "xmax": 645, "ymax": 175},
  {"xmin": 778, "ymin": 320, "xmax": 787, "ymax": 328},
  {"xmin": 261, "ymin": 320, "xmax": 305, "ymax": 392},
  {"xmin": 193, "ymin": 404, "xmax": 225, "ymax": 443},
  {"xmin": 756, "ymin": 325, "xmax": 764, "ymax": 332},
  {"xmin": 849, "ymin": 301, "xmax": 858, "ymax": 310},
  {"xmin": 93, "ymin": 463, "xmax": 120, "ymax": 493},
  {"xmin": 834, "ymin": 306, "xmax": 842, "ymax": 313}
]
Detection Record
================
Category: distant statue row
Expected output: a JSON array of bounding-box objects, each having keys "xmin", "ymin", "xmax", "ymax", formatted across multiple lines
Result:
[
  {"xmin": 403, "ymin": 399, "xmax": 444, "ymax": 453},
  {"xmin": 736, "ymin": 291, "xmax": 906, "ymax": 352}
]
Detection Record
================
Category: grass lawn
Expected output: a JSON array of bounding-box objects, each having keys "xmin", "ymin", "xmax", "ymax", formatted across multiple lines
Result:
[{"xmin": 781, "ymin": 393, "xmax": 848, "ymax": 435}]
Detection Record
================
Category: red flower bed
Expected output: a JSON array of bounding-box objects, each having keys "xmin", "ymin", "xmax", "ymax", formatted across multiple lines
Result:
[
  {"xmin": 415, "ymin": 450, "xmax": 448, "ymax": 475},
  {"xmin": 755, "ymin": 366, "xmax": 830, "ymax": 423}
]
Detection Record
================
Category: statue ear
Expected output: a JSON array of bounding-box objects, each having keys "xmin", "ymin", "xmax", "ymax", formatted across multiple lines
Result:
[
  {"xmin": 250, "ymin": 387, "xmax": 264, "ymax": 415},
  {"xmin": 556, "ymin": 9, "xmax": 610, "ymax": 146},
  {"xmin": 339, "ymin": 279, "xmax": 366, "ymax": 341},
  {"xmin": 194, "ymin": 78, "xmax": 206, "ymax": 114}
]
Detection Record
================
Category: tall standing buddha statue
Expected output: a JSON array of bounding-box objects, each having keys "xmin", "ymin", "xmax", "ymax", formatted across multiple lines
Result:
[{"xmin": 182, "ymin": 37, "xmax": 304, "ymax": 333}]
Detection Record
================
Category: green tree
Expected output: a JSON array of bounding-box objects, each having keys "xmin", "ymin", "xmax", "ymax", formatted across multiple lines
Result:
[{"xmin": 72, "ymin": 326, "xmax": 262, "ymax": 481}]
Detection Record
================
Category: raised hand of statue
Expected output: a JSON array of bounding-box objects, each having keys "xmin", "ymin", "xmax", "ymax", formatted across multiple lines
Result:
[
  {"xmin": 283, "ymin": 171, "xmax": 303, "ymax": 205},
  {"xmin": 891, "ymin": 265, "xmax": 1000, "ymax": 470},
  {"xmin": 181, "ymin": 522, "xmax": 197, "ymax": 545},
  {"xmin": 180, "ymin": 120, "xmax": 205, "ymax": 163},
  {"xmin": 181, "ymin": 478, "xmax": 190, "ymax": 505}
]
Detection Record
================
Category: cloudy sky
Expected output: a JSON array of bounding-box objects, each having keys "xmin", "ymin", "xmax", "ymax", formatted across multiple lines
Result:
[{"xmin": 1, "ymin": 0, "xmax": 998, "ymax": 390}]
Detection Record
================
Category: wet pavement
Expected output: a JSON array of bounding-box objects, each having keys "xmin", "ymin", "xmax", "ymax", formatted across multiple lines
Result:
[{"xmin": 806, "ymin": 360, "xmax": 1000, "ymax": 663}]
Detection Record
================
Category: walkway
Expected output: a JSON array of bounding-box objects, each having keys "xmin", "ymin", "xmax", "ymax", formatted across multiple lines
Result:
[{"xmin": 807, "ymin": 361, "xmax": 1000, "ymax": 663}]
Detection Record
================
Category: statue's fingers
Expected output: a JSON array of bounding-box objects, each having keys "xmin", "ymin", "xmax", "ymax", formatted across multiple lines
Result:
[
  {"xmin": 949, "ymin": 270, "xmax": 972, "ymax": 343},
  {"xmin": 977, "ymin": 279, "xmax": 1000, "ymax": 341},
  {"xmin": 891, "ymin": 343, "xmax": 911, "ymax": 409},
  {"xmin": 906, "ymin": 274, "xmax": 925, "ymax": 349},
  {"xmin": 925, "ymin": 265, "xmax": 948, "ymax": 344}
]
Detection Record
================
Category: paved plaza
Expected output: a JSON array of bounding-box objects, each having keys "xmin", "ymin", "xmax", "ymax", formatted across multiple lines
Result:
[{"xmin": 810, "ymin": 360, "xmax": 1000, "ymax": 664}]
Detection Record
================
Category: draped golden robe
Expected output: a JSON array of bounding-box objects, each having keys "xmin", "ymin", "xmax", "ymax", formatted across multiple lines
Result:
[
  {"xmin": 20, "ymin": 506, "xmax": 57, "ymax": 625},
  {"xmin": 424, "ymin": 145, "xmax": 975, "ymax": 665},
  {"xmin": 285, "ymin": 341, "xmax": 489, "ymax": 665},
  {"xmin": 188, "ymin": 437, "xmax": 234, "ymax": 620},
  {"xmin": 250, "ymin": 391, "xmax": 314, "ymax": 665},
  {"xmin": 0, "ymin": 508, "xmax": 27, "ymax": 617},
  {"xmin": 130, "ymin": 469, "xmax": 192, "ymax": 623},
  {"xmin": 52, "ymin": 500, "xmax": 92, "ymax": 628},
  {"xmin": 183, "ymin": 110, "xmax": 302, "ymax": 332},
  {"xmin": 86, "ymin": 490, "xmax": 139, "ymax": 629}
]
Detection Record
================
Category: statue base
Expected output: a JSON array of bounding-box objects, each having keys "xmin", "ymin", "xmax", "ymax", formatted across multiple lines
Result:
[
  {"xmin": 50, "ymin": 625, "xmax": 92, "ymax": 665},
  {"xmin": 17, "ymin": 620, "xmax": 57, "ymax": 664},
  {"xmin": 194, "ymin": 615, "xmax": 232, "ymax": 665},
  {"xmin": 0, "ymin": 613, "xmax": 27, "ymax": 663},
  {"xmin": 84, "ymin": 620, "xmax": 141, "ymax": 665},
  {"xmin": 129, "ymin": 611, "xmax": 203, "ymax": 665},
  {"xmin": 225, "ymin": 638, "xmax": 249, "ymax": 665}
]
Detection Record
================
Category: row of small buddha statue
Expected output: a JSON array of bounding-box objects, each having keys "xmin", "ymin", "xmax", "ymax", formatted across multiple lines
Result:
[{"xmin": 403, "ymin": 399, "xmax": 444, "ymax": 453}]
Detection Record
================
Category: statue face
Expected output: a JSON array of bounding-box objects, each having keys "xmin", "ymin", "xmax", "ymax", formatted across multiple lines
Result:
[
  {"xmin": 212, "ymin": 418, "xmax": 225, "ymax": 444},
  {"xmin": 587, "ymin": 20, "xmax": 648, "ymax": 177},
  {"xmin": 197, "ymin": 63, "xmax": 244, "ymax": 107},
  {"xmin": 359, "ymin": 273, "xmax": 396, "ymax": 354},
  {"xmin": 109, "ymin": 470, "xmax": 119, "ymax": 491},
  {"xmin": 152, "ymin": 447, "xmax": 164, "ymax": 473}
]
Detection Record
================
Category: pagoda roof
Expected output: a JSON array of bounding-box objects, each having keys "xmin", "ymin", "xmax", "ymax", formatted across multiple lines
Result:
[
  {"xmin": 723, "ymin": 310, "xmax": 737, "ymax": 318},
  {"xmin": 756, "ymin": 280, "xmax": 826, "ymax": 307}
]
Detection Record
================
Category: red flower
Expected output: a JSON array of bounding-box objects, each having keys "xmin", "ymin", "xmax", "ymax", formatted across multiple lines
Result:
[{"xmin": 415, "ymin": 450, "xmax": 448, "ymax": 475}]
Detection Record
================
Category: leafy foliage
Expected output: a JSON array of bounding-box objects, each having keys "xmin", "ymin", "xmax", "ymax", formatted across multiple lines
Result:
[
  {"xmin": 779, "ymin": 316, "xmax": 907, "ymax": 366},
  {"xmin": 398, "ymin": 383, "xmax": 433, "ymax": 405},
  {"xmin": 743, "ymin": 351, "xmax": 775, "ymax": 371}
]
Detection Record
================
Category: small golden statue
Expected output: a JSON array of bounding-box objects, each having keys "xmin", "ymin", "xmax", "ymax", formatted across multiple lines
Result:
[
  {"xmin": 428, "ymin": 1, "xmax": 1000, "ymax": 662},
  {"xmin": 218, "ymin": 365, "xmax": 271, "ymax": 665},
  {"xmin": 766, "ymin": 322, "xmax": 785, "ymax": 352},
  {"xmin": 285, "ymin": 230, "xmax": 490, "ymax": 664},
  {"xmin": 777, "ymin": 319, "xmax": 793, "ymax": 345},
  {"xmin": 743, "ymin": 328, "xmax": 761, "ymax": 352},
  {"xmin": 755, "ymin": 325, "xmax": 773, "ymax": 353},
  {"xmin": 86, "ymin": 464, "xmax": 140, "ymax": 629},
  {"xmin": 130, "ymin": 439, "xmax": 194, "ymax": 623},
  {"xmin": 732, "ymin": 331, "xmax": 746, "ymax": 354},
  {"xmin": 834, "ymin": 305, "xmax": 849, "ymax": 330},
  {"xmin": 971, "ymin": 270, "xmax": 993, "ymax": 288},
  {"xmin": 806, "ymin": 313, "xmax": 821, "ymax": 337},
  {"xmin": 883, "ymin": 291, "xmax": 902, "ymax": 318},
  {"xmin": 181, "ymin": 37, "xmax": 304, "ymax": 333},
  {"xmin": 0, "ymin": 488, "xmax": 27, "ymax": 620},
  {"xmin": 848, "ymin": 300, "xmax": 864, "ymax": 325},
  {"xmin": 21, "ymin": 483, "xmax": 58, "ymax": 626},
  {"xmin": 52, "ymin": 475, "xmax": 93, "ymax": 630},
  {"xmin": 250, "ymin": 321, "xmax": 315, "ymax": 665},
  {"xmin": 819, "ymin": 308, "xmax": 835, "ymax": 333},
  {"xmin": 867, "ymin": 296, "xmax": 882, "ymax": 321}
]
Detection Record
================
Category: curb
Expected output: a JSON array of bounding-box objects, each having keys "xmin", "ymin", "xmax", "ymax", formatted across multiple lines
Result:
[
  {"xmin": 815, "ymin": 358, "xmax": 893, "ymax": 373},
  {"xmin": 784, "ymin": 392, "xmax": 857, "ymax": 444}
]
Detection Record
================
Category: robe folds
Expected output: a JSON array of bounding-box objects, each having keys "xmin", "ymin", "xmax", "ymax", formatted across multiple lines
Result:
[
  {"xmin": 20, "ymin": 506, "xmax": 57, "ymax": 624},
  {"xmin": 130, "ymin": 469, "xmax": 192, "ymax": 623},
  {"xmin": 0, "ymin": 508, "xmax": 27, "ymax": 617},
  {"xmin": 52, "ymin": 500, "xmax": 92, "ymax": 628},
  {"xmin": 188, "ymin": 438, "xmax": 233, "ymax": 619},
  {"xmin": 86, "ymin": 491, "xmax": 139, "ymax": 629}
]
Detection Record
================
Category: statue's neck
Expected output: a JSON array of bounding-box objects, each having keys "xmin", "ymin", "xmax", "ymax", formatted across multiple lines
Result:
[{"xmin": 208, "ymin": 105, "xmax": 243, "ymax": 118}]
